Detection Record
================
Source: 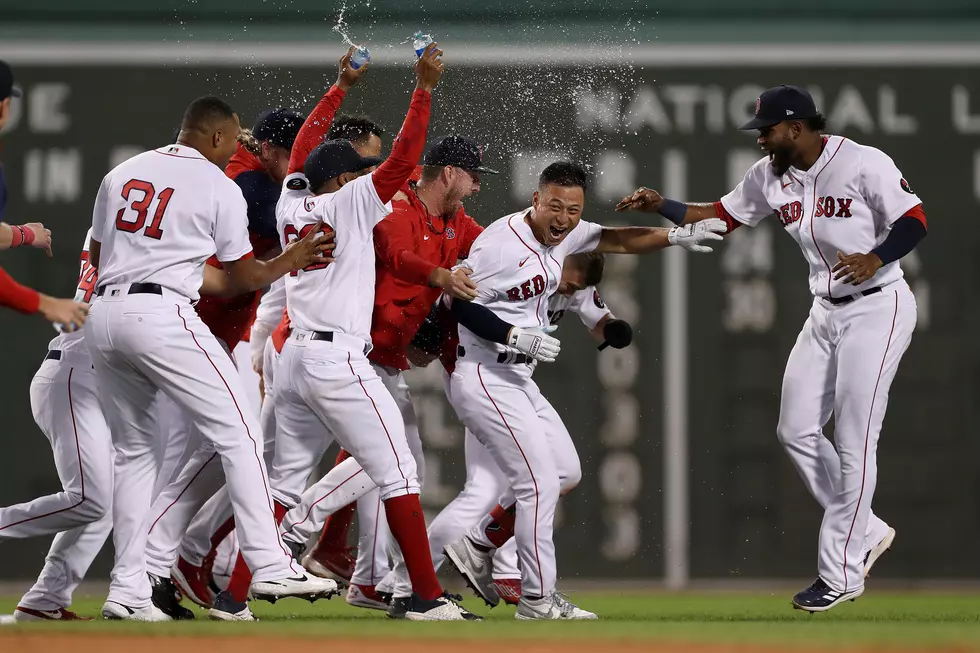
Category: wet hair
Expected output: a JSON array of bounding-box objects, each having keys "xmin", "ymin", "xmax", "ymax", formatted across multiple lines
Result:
[
  {"xmin": 237, "ymin": 128, "xmax": 261, "ymax": 155},
  {"xmin": 806, "ymin": 112, "xmax": 828, "ymax": 132},
  {"xmin": 568, "ymin": 251, "xmax": 605, "ymax": 286},
  {"xmin": 539, "ymin": 161, "xmax": 588, "ymax": 192},
  {"xmin": 329, "ymin": 115, "xmax": 383, "ymax": 146},
  {"xmin": 180, "ymin": 96, "xmax": 236, "ymax": 134}
]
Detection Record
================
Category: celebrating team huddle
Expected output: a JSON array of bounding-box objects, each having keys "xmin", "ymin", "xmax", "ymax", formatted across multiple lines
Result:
[{"xmin": 0, "ymin": 45, "xmax": 926, "ymax": 622}]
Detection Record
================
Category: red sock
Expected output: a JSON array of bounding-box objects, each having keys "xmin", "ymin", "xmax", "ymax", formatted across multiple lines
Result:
[
  {"xmin": 484, "ymin": 503, "xmax": 517, "ymax": 548},
  {"xmin": 227, "ymin": 500, "xmax": 291, "ymax": 602},
  {"xmin": 384, "ymin": 494, "xmax": 441, "ymax": 601}
]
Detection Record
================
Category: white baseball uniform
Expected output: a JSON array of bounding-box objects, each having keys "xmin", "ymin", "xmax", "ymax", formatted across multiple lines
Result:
[
  {"xmin": 720, "ymin": 135, "xmax": 919, "ymax": 593},
  {"xmin": 1, "ymin": 233, "xmax": 115, "ymax": 613},
  {"xmin": 381, "ymin": 285, "xmax": 609, "ymax": 598},
  {"xmin": 86, "ymin": 143, "xmax": 296, "ymax": 608},
  {"xmin": 446, "ymin": 209, "xmax": 602, "ymax": 598},
  {"xmin": 273, "ymin": 169, "xmax": 425, "ymax": 510}
]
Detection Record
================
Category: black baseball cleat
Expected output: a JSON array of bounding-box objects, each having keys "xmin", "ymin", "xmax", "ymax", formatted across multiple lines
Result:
[
  {"xmin": 791, "ymin": 577, "xmax": 864, "ymax": 612},
  {"xmin": 149, "ymin": 572, "xmax": 196, "ymax": 620},
  {"xmin": 386, "ymin": 595, "xmax": 411, "ymax": 620}
]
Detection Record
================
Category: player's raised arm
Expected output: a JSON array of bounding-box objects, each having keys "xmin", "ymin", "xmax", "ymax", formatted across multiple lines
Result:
[
  {"xmin": 370, "ymin": 43, "xmax": 443, "ymax": 204},
  {"xmin": 287, "ymin": 47, "xmax": 367, "ymax": 176}
]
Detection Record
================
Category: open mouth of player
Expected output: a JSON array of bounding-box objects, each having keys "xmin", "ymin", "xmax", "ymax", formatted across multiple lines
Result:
[{"xmin": 549, "ymin": 225, "xmax": 567, "ymax": 239}]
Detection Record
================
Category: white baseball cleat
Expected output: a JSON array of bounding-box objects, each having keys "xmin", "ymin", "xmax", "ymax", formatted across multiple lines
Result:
[
  {"xmin": 864, "ymin": 527, "xmax": 896, "ymax": 577},
  {"xmin": 443, "ymin": 537, "xmax": 499, "ymax": 607},
  {"xmin": 516, "ymin": 592, "xmax": 597, "ymax": 620},
  {"xmin": 250, "ymin": 573, "xmax": 340, "ymax": 603},
  {"xmin": 404, "ymin": 592, "xmax": 481, "ymax": 621},
  {"xmin": 101, "ymin": 600, "xmax": 173, "ymax": 622}
]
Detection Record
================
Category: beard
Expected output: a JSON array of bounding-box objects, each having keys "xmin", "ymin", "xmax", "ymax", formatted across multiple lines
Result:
[{"xmin": 769, "ymin": 145, "xmax": 793, "ymax": 177}]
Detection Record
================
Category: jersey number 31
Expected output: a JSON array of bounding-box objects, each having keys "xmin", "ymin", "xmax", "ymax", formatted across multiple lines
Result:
[{"xmin": 115, "ymin": 179, "xmax": 175, "ymax": 240}]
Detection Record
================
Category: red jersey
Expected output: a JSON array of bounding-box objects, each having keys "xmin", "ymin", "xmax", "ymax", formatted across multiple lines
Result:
[{"xmin": 369, "ymin": 183, "xmax": 482, "ymax": 370}]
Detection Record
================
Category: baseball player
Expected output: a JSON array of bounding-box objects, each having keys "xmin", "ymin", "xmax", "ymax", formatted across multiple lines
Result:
[
  {"xmin": 140, "ymin": 106, "xmax": 311, "ymax": 620},
  {"xmin": 0, "ymin": 232, "xmax": 109, "ymax": 621},
  {"xmin": 616, "ymin": 85, "xmax": 926, "ymax": 612},
  {"xmin": 85, "ymin": 94, "xmax": 336, "ymax": 621},
  {"xmin": 143, "ymin": 53, "xmax": 368, "ymax": 621},
  {"xmin": 439, "ymin": 161, "xmax": 724, "ymax": 620},
  {"xmin": 0, "ymin": 60, "xmax": 89, "ymax": 329},
  {"xmin": 269, "ymin": 43, "xmax": 481, "ymax": 621},
  {"xmin": 379, "ymin": 251, "xmax": 631, "ymax": 613},
  {"xmin": 286, "ymin": 134, "xmax": 490, "ymax": 612}
]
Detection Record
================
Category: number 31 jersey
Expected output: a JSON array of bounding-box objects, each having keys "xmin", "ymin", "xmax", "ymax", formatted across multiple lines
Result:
[
  {"xmin": 276, "ymin": 172, "xmax": 392, "ymax": 344},
  {"xmin": 90, "ymin": 144, "xmax": 253, "ymax": 301}
]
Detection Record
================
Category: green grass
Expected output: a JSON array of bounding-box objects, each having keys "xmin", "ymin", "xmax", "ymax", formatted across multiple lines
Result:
[{"xmin": 1, "ymin": 592, "xmax": 978, "ymax": 649}]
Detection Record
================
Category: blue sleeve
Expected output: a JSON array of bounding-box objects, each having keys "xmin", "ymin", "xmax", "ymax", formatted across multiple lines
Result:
[
  {"xmin": 451, "ymin": 299, "xmax": 513, "ymax": 344},
  {"xmin": 233, "ymin": 170, "xmax": 279, "ymax": 241}
]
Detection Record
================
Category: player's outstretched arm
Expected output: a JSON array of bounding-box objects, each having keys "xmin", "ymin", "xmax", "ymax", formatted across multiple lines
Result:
[
  {"xmin": 370, "ymin": 43, "xmax": 443, "ymax": 204},
  {"xmin": 450, "ymin": 298, "xmax": 560, "ymax": 363},
  {"xmin": 615, "ymin": 187, "xmax": 722, "ymax": 227},
  {"xmin": 221, "ymin": 221, "xmax": 336, "ymax": 294},
  {"xmin": 287, "ymin": 47, "xmax": 367, "ymax": 176},
  {"xmin": 596, "ymin": 220, "xmax": 727, "ymax": 255},
  {"xmin": 0, "ymin": 265, "xmax": 88, "ymax": 330},
  {"xmin": 0, "ymin": 222, "xmax": 53, "ymax": 255}
]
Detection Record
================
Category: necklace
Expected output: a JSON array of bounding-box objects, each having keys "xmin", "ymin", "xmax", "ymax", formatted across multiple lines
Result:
[{"xmin": 414, "ymin": 189, "xmax": 446, "ymax": 235}]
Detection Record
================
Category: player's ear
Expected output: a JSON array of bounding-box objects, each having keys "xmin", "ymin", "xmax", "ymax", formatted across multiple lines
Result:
[{"xmin": 532, "ymin": 190, "xmax": 540, "ymax": 209}]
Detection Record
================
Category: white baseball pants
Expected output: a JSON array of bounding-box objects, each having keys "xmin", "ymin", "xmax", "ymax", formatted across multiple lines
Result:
[
  {"xmin": 277, "ymin": 354, "xmax": 423, "ymax": 546},
  {"xmin": 778, "ymin": 281, "xmax": 915, "ymax": 593},
  {"xmin": 3, "ymin": 354, "xmax": 114, "ymax": 611},
  {"xmin": 86, "ymin": 289, "xmax": 295, "ymax": 607},
  {"xmin": 449, "ymin": 360, "xmax": 580, "ymax": 598}
]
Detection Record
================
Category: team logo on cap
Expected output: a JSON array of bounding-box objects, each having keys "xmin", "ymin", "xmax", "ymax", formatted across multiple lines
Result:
[
  {"xmin": 445, "ymin": 227, "xmax": 456, "ymax": 240},
  {"xmin": 755, "ymin": 97, "xmax": 762, "ymax": 116}
]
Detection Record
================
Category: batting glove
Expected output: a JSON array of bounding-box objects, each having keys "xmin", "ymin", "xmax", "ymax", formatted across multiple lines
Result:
[
  {"xmin": 507, "ymin": 325, "xmax": 561, "ymax": 363},
  {"xmin": 667, "ymin": 218, "xmax": 727, "ymax": 253}
]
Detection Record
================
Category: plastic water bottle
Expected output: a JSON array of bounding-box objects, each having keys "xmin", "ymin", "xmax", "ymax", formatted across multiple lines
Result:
[
  {"xmin": 412, "ymin": 31, "xmax": 433, "ymax": 58},
  {"xmin": 350, "ymin": 45, "xmax": 371, "ymax": 70}
]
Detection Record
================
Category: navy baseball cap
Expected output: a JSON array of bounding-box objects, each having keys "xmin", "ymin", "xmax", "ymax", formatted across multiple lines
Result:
[
  {"xmin": 252, "ymin": 108, "xmax": 304, "ymax": 151},
  {"xmin": 0, "ymin": 60, "xmax": 22, "ymax": 101},
  {"xmin": 740, "ymin": 85, "xmax": 818, "ymax": 130},
  {"xmin": 424, "ymin": 135, "xmax": 498, "ymax": 174},
  {"xmin": 304, "ymin": 139, "xmax": 383, "ymax": 189}
]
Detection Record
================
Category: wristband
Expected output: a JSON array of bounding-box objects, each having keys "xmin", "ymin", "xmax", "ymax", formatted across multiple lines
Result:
[
  {"xmin": 9, "ymin": 225, "xmax": 25, "ymax": 247},
  {"xmin": 659, "ymin": 199, "xmax": 687, "ymax": 226}
]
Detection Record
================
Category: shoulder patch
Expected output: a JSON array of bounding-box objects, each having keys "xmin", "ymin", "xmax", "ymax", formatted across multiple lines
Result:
[
  {"xmin": 900, "ymin": 178, "xmax": 914, "ymax": 194},
  {"xmin": 287, "ymin": 177, "xmax": 308, "ymax": 191},
  {"xmin": 593, "ymin": 289, "xmax": 606, "ymax": 310}
]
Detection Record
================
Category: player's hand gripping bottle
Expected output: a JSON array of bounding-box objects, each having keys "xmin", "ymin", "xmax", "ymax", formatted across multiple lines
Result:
[{"xmin": 350, "ymin": 45, "xmax": 371, "ymax": 70}]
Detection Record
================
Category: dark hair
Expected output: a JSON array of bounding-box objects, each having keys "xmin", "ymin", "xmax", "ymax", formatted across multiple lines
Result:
[
  {"xmin": 806, "ymin": 112, "xmax": 827, "ymax": 132},
  {"xmin": 181, "ymin": 96, "xmax": 236, "ymax": 133},
  {"xmin": 329, "ymin": 115, "xmax": 383, "ymax": 145},
  {"xmin": 419, "ymin": 165, "xmax": 444, "ymax": 183},
  {"xmin": 568, "ymin": 252, "xmax": 605, "ymax": 286},
  {"xmin": 538, "ymin": 161, "xmax": 588, "ymax": 192}
]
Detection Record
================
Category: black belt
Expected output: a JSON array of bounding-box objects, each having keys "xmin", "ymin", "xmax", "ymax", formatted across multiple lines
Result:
[
  {"xmin": 44, "ymin": 350, "xmax": 61, "ymax": 361},
  {"xmin": 456, "ymin": 345, "xmax": 530, "ymax": 365},
  {"xmin": 827, "ymin": 286, "xmax": 881, "ymax": 306},
  {"xmin": 96, "ymin": 282, "xmax": 163, "ymax": 297},
  {"xmin": 311, "ymin": 331, "xmax": 370, "ymax": 355}
]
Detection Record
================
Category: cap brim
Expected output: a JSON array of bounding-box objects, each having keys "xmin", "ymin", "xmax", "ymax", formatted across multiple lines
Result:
[
  {"xmin": 470, "ymin": 166, "xmax": 499, "ymax": 175},
  {"xmin": 739, "ymin": 116, "xmax": 781, "ymax": 131},
  {"xmin": 358, "ymin": 155, "xmax": 384, "ymax": 170}
]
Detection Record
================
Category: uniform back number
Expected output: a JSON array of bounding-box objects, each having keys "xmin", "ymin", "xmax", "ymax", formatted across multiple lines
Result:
[
  {"xmin": 114, "ymin": 179, "xmax": 175, "ymax": 240},
  {"xmin": 283, "ymin": 223, "xmax": 335, "ymax": 276}
]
